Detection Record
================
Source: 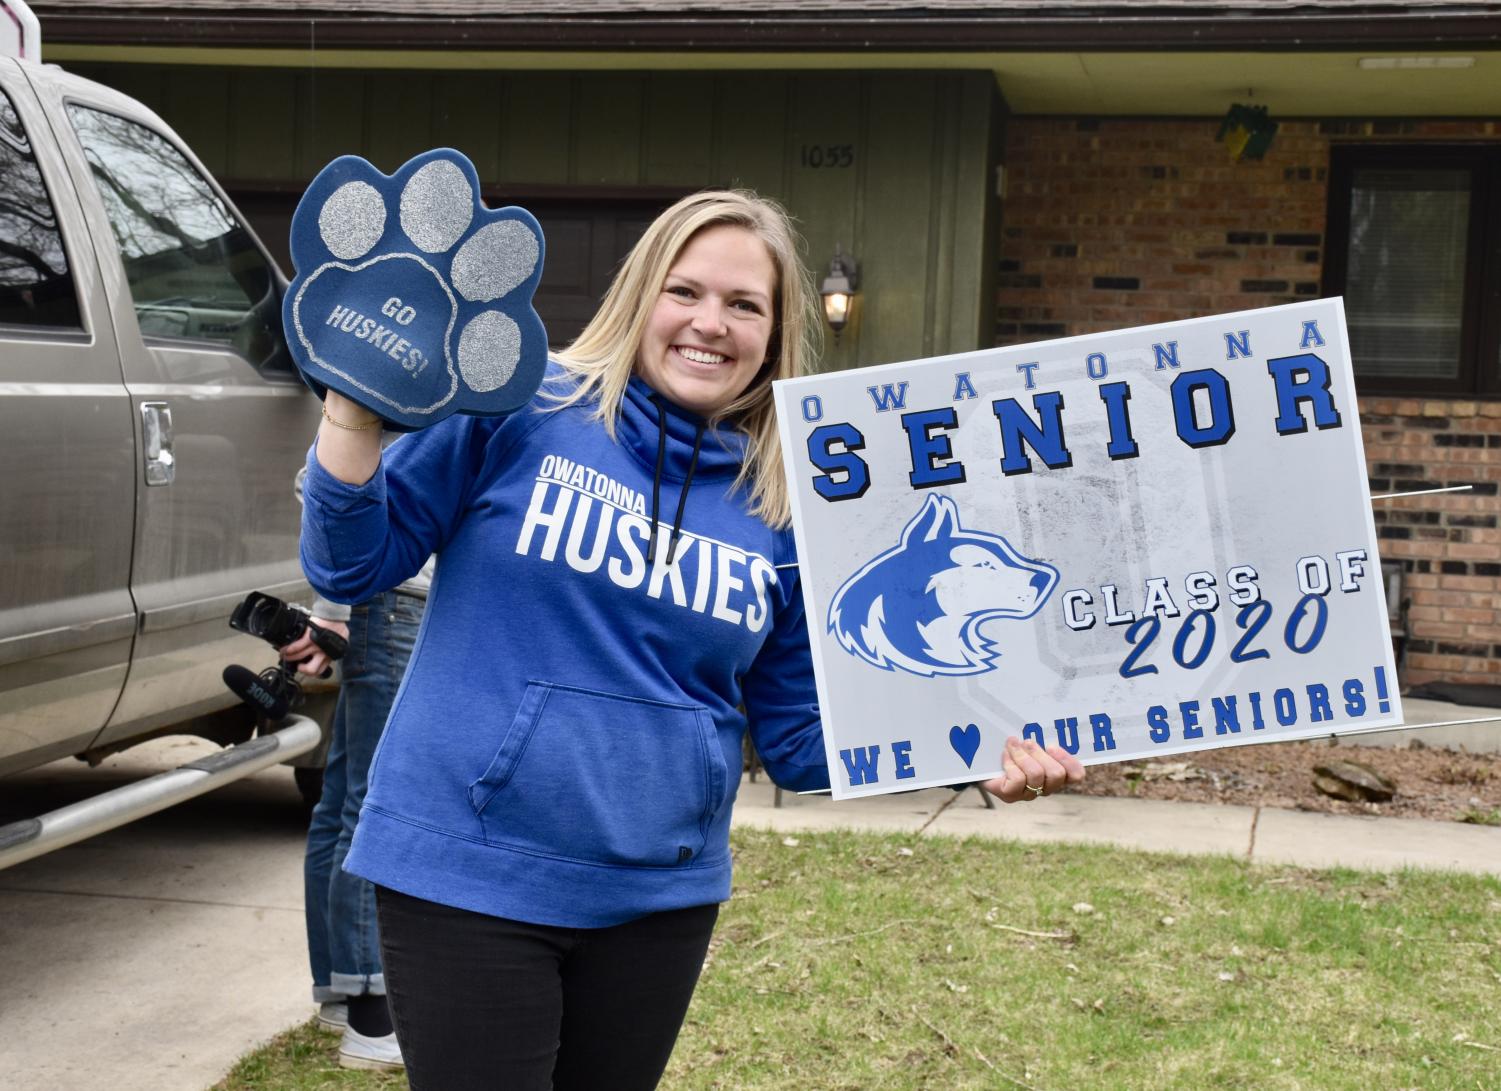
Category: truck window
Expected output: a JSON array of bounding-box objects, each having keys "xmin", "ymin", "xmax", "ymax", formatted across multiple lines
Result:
[
  {"xmin": 65, "ymin": 104, "xmax": 286, "ymax": 370},
  {"xmin": 0, "ymin": 89, "xmax": 82, "ymax": 330}
]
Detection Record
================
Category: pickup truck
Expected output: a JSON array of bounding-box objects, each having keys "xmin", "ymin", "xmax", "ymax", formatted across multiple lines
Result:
[{"xmin": 0, "ymin": 20, "xmax": 330, "ymax": 866}]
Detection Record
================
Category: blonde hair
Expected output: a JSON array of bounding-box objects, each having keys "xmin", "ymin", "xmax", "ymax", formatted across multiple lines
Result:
[{"xmin": 550, "ymin": 189, "xmax": 821, "ymax": 529}]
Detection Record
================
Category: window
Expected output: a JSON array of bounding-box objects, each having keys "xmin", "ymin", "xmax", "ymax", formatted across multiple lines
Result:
[
  {"xmin": 66, "ymin": 105, "xmax": 287, "ymax": 369},
  {"xmin": 1324, "ymin": 145, "xmax": 1501, "ymax": 397},
  {"xmin": 0, "ymin": 89, "xmax": 82, "ymax": 330}
]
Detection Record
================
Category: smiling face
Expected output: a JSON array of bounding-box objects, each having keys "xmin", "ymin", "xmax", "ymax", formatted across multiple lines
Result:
[{"xmin": 634, "ymin": 224, "xmax": 778, "ymax": 417}]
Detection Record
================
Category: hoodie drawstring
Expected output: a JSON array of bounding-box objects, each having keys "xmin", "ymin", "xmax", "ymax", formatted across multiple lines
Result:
[
  {"xmin": 646, "ymin": 397, "xmax": 667, "ymax": 566},
  {"xmin": 668, "ymin": 421, "xmax": 705, "ymax": 565},
  {"xmin": 645, "ymin": 394, "xmax": 706, "ymax": 568}
]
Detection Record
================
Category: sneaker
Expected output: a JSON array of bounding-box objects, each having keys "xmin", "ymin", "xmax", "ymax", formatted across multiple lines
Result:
[
  {"xmin": 316, "ymin": 1001, "xmax": 348, "ymax": 1031},
  {"xmin": 339, "ymin": 1026, "xmax": 404, "ymax": 1072}
]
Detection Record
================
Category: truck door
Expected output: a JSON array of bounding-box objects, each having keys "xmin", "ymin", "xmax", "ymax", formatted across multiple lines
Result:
[
  {"xmin": 0, "ymin": 59, "xmax": 135, "ymax": 775},
  {"xmin": 29, "ymin": 69, "xmax": 318, "ymax": 745}
]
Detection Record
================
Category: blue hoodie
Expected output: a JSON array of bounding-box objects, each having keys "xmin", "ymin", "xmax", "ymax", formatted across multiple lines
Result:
[{"xmin": 300, "ymin": 368, "xmax": 831, "ymax": 927}]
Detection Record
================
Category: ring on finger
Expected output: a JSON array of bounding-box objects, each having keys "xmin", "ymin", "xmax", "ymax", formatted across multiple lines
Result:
[{"xmin": 1025, "ymin": 783, "xmax": 1044, "ymax": 798}]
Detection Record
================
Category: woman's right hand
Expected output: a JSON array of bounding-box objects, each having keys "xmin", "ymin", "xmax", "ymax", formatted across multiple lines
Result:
[{"xmin": 316, "ymin": 390, "xmax": 384, "ymax": 485}]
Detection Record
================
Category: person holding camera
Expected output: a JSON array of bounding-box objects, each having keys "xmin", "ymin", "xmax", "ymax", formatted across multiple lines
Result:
[
  {"xmin": 298, "ymin": 189, "xmax": 1084, "ymax": 1090},
  {"xmin": 280, "ymin": 470, "xmax": 432, "ymax": 1073}
]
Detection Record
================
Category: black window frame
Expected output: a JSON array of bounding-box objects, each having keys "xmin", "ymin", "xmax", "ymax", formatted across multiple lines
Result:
[
  {"xmin": 63, "ymin": 101, "xmax": 293, "ymax": 374},
  {"xmin": 1323, "ymin": 142, "xmax": 1501, "ymax": 399},
  {"xmin": 0, "ymin": 85, "xmax": 85, "ymax": 334}
]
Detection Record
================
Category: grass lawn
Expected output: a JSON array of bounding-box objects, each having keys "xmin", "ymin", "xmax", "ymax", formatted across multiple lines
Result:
[{"xmin": 218, "ymin": 828, "xmax": 1501, "ymax": 1090}]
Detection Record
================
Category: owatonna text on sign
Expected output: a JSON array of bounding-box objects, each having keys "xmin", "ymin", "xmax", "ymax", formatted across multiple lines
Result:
[{"xmin": 774, "ymin": 298, "xmax": 1399, "ymax": 800}]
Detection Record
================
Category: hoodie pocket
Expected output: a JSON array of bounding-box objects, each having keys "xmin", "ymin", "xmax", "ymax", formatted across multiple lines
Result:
[{"xmin": 466, "ymin": 681, "xmax": 730, "ymax": 868}]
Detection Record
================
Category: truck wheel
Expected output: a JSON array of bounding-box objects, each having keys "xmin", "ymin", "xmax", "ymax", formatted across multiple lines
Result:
[{"xmin": 294, "ymin": 766, "xmax": 325, "ymax": 814}]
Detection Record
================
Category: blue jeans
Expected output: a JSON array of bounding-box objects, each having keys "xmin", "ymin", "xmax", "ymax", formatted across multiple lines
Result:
[{"xmin": 305, "ymin": 589, "xmax": 423, "ymax": 1001}]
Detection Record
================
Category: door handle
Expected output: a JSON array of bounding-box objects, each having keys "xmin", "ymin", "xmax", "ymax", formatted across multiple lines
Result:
[{"xmin": 141, "ymin": 401, "xmax": 175, "ymax": 486}]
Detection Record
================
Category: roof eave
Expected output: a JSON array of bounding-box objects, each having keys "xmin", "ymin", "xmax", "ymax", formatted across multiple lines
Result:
[{"xmin": 35, "ymin": 11, "xmax": 1501, "ymax": 53}]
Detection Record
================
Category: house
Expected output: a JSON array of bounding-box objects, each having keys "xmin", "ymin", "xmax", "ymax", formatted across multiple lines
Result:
[{"xmin": 32, "ymin": 0, "xmax": 1501, "ymax": 684}]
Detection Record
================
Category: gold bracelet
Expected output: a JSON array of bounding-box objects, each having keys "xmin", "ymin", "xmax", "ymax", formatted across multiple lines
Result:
[{"xmin": 321, "ymin": 401, "xmax": 381, "ymax": 432}]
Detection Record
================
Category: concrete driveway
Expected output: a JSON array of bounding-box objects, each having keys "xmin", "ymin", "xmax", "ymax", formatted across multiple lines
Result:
[{"xmin": 0, "ymin": 737, "xmax": 315, "ymax": 1091}]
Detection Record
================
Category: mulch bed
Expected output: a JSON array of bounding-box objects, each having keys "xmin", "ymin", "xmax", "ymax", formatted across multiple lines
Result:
[{"xmin": 1070, "ymin": 736, "xmax": 1501, "ymax": 824}]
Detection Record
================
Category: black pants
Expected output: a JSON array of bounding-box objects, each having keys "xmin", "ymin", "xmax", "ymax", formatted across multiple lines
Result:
[{"xmin": 375, "ymin": 885, "xmax": 719, "ymax": 1091}]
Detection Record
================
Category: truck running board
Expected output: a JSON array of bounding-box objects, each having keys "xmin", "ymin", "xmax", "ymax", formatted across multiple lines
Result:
[{"xmin": 0, "ymin": 716, "xmax": 321, "ymax": 871}]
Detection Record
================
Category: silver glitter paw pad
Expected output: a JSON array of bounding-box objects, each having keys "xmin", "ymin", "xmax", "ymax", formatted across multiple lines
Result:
[{"xmin": 283, "ymin": 148, "xmax": 548, "ymax": 431}]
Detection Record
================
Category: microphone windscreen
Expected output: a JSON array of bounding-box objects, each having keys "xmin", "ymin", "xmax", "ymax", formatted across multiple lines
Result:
[{"xmin": 223, "ymin": 664, "xmax": 290, "ymax": 719}]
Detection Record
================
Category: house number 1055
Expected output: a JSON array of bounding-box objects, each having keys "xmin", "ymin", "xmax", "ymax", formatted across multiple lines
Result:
[{"xmin": 800, "ymin": 144, "xmax": 855, "ymax": 168}]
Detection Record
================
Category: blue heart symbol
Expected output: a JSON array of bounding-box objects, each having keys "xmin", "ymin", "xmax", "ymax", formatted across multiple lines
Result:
[{"xmin": 949, "ymin": 724, "xmax": 981, "ymax": 768}]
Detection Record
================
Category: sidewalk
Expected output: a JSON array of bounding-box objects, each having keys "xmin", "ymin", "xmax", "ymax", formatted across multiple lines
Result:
[
  {"xmin": 732, "ymin": 763, "xmax": 1501, "ymax": 880},
  {"xmin": 732, "ymin": 694, "xmax": 1501, "ymax": 877}
]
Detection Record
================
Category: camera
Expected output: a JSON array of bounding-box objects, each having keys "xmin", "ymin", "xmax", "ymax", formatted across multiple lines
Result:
[
  {"xmin": 230, "ymin": 590, "xmax": 348, "ymax": 660},
  {"xmin": 224, "ymin": 590, "xmax": 347, "ymax": 721}
]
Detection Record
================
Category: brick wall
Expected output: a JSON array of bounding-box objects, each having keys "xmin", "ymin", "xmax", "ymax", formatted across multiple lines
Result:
[
  {"xmin": 996, "ymin": 117, "xmax": 1501, "ymax": 686},
  {"xmin": 1364, "ymin": 399, "xmax": 1501, "ymax": 682}
]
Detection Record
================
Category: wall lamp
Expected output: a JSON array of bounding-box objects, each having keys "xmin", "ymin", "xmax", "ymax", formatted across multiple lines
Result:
[{"xmin": 820, "ymin": 245, "xmax": 859, "ymax": 340}]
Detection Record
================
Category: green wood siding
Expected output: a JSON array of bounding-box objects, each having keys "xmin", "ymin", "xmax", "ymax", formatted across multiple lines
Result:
[
  {"xmin": 435, "ymin": 72, "xmax": 503, "ymax": 180},
  {"xmin": 575, "ymin": 76, "xmax": 645, "ymax": 185},
  {"xmin": 231, "ymin": 68, "xmax": 298, "ymax": 179},
  {"xmin": 73, "ymin": 63, "xmax": 998, "ymax": 369},
  {"xmin": 367, "ymin": 71, "xmax": 435, "ymax": 168},
  {"xmin": 165, "ymin": 66, "xmax": 229, "ymax": 171},
  {"xmin": 296, "ymin": 70, "xmax": 366, "ymax": 179},
  {"xmin": 862, "ymin": 75, "xmax": 940, "ymax": 367},
  {"xmin": 504, "ymin": 74, "xmax": 572, "ymax": 184},
  {"xmin": 644, "ymin": 75, "xmax": 715, "ymax": 187}
]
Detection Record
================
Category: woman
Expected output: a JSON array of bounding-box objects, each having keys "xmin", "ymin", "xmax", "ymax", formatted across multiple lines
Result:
[{"xmin": 301, "ymin": 189, "xmax": 1084, "ymax": 1090}]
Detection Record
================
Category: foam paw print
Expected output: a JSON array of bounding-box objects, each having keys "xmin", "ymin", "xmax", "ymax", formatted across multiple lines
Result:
[{"xmin": 284, "ymin": 148, "xmax": 548, "ymax": 430}]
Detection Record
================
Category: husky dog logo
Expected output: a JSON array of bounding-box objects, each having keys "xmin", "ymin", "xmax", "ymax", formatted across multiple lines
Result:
[{"xmin": 827, "ymin": 496, "xmax": 1058, "ymax": 677}]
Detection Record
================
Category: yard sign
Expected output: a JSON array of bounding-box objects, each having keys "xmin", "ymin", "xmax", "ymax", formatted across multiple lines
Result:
[{"xmin": 774, "ymin": 299, "xmax": 1402, "ymax": 800}]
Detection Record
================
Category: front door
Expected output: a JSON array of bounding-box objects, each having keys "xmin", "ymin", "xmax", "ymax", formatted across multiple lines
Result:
[{"xmin": 520, "ymin": 200, "xmax": 664, "ymax": 347}]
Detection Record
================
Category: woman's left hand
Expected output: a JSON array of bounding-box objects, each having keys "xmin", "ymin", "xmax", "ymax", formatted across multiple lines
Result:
[{"xmin": 980, "ymin": 736, "xmax": 1086, "ymax": 804}]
